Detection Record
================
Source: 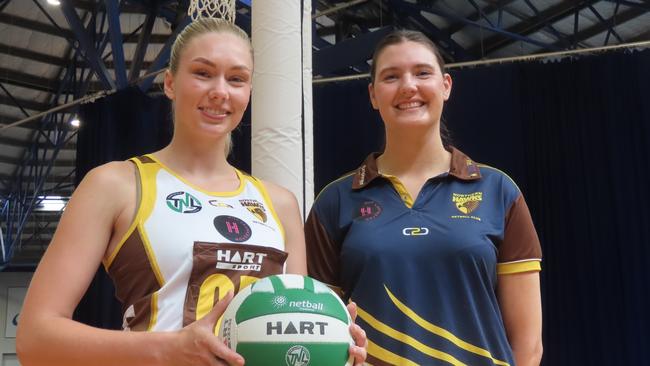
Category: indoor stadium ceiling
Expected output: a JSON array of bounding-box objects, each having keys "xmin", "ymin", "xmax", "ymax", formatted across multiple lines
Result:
[{"xmin": 1, "ymin": 0, "xmax": 649, "ymax": 269}]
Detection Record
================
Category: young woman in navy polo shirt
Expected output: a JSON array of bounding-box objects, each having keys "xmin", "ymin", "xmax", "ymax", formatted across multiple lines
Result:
[{"xmin": 306, "ymin": 30, "xmax": 543, "ymax": 366}]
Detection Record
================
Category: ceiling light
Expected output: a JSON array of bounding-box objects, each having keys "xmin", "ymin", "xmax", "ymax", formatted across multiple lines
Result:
[
  {"xmin": 70, "ymin": 117, "xmax": 80, "ymax": 127},
  {"xmin": 46, "ymin": 0, "xmax": 61, "ymax": 5},
  {"xmin": 34, "ymin": 196, "xmax": 69, "ymax": 212}
]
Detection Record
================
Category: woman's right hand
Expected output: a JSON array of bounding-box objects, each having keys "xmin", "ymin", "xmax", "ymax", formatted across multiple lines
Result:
[{"xmin": 168, "ymin": 291, "xmax": 244, "ymax": 366}]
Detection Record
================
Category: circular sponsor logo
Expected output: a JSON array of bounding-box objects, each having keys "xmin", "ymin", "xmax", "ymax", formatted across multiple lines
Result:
[
  {"xmin": 213, "ymin": 215, "xmax": 252, "ymax": 242},
  {"xmin": 355, "ymin": 200, "xmax": 382, "ymax": 221},
  {"xmin": 285, "ymin": 345, "xmax": 310, "ymax": 366}
]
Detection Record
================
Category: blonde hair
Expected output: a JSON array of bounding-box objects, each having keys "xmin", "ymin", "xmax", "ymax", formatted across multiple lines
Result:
[
  {"xmin": 168, "ymin": 18, "xmax": 253, "ymax": 155},
  {"xmin": 169, "ymin": 18, "xmax": 252, "ymax": 74}
]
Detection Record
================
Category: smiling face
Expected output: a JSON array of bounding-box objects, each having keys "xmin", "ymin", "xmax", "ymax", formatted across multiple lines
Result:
[
  {"xmin": 164, "ymin": 31, "xmax": 253, "ymax": 140},
  {"xmin": 368, "ymin": 40, "xmax": 452, "ymax": 133}
]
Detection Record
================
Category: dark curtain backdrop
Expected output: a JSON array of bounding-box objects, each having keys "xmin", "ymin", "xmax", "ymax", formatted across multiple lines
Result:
[
  {"xmin": 312, "ymin": 49, "xmax": 650, "ymax": 365},
  {"xmin": 74, "ymin": 86, "xmax": 251, "ymax": 328}
]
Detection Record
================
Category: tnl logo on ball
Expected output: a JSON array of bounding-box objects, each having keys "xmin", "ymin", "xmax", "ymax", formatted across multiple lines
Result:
[{"xmin": 285, "ymin": 345, "xmax": 310, "ymax": 366}]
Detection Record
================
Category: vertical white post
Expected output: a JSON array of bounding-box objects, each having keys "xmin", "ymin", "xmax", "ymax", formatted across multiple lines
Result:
[
  {"xmin": 251, "ymin": 0, "xmax": 313, "ymax": 217},
  {"xmin": 302, "ymin": 0, "xmax": 314, "ymax": 213}
]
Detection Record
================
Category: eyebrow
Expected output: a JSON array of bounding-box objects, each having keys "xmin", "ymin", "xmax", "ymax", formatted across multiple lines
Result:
[
  {"xmin": 379, "ymin": 63, "xmax": 436, "ymax": 74},
  {"xmin": 190, "ymin": 57, "xmax": 251, "ymax": 71}
]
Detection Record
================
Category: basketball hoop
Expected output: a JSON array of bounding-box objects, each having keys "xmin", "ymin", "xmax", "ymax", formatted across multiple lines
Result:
[{"xmin": 188, "ymin": 0, "xmax": 236, "ymax": 22}]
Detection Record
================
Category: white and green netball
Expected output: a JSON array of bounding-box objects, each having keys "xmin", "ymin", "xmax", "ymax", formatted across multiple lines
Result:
[{"xmin": 219, "ymin": 274, "xmax": 353, "ymax": 366}]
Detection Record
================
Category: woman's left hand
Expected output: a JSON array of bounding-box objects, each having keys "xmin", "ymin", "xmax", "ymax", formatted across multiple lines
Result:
[{"xmin": 347, "ymin": 302, "xmax": 368, "ymax": 366}]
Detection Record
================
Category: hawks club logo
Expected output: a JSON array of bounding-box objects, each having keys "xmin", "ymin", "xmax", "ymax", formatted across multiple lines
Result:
[
  {"xmin": 239, "ymin": 199, "xmax": 267, "ymax": 223},
  {"xmin": 213, "ymin": 215, "xmax": 252, "ymax": 242},
  {"xmin": 166, "ymin": 191, "xmax": 201, "ymax": 213},
  {"xmin": 452, "ymin": 192, "xmax": 482, "ymax": 214},
  {"xmin": 355, "ymin": 200, "xmax": 382, "ymax": 221}
]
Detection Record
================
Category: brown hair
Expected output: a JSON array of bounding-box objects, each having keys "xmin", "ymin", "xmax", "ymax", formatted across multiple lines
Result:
[{"xmin": 370, "ymin": 29, "xmax": 446, "ymax": 84}]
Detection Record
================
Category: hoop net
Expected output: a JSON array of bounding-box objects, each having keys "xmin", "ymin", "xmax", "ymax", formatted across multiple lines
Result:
[{"xmin": 188, "ymin": 0, "xmax": 236, "ymax": 22}]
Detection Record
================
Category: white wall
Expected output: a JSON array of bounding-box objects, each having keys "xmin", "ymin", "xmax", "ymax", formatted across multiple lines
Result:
[{"xmin": 0, "ymin": 272, "xmax": 33, "ymax": 366}]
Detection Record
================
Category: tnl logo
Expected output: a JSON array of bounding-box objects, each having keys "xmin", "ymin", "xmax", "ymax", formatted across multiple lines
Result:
[
  {"xmin": 285, "ymin": 345, "xmax": 311, "ymax": 366},
  {"xmin": 166, "ymin": 191, "xmax": 201, "ymax": 213},
  {"xmin": 402, "ymin": 227, "xmax": 429, "ymax": 236}
]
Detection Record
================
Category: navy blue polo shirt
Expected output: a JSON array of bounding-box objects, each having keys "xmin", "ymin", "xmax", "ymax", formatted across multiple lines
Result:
[{"xmin": 306, "ymin": 148, "xmax": 542, "ymax": 366}]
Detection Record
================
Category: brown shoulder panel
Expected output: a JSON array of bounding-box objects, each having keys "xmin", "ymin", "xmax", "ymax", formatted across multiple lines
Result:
[
  {"xmin": 107, "ymin": 228, "xmax": 161, "ymax": 328},
  {"xmin": 500, "ymin": 194, "xmax": 542, "ymax": 263},
  {"xmin": 305, "ymin": 210, "xmax": 341, "ymax": 288}
]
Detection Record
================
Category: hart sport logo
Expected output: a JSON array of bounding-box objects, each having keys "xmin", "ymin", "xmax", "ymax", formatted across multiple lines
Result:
[
  {"xmin": 166, "ymin": 191, "xmax": 201, "ymax": 213},
  {"xmin": 269, "ymin": 321, "xmax": 328, "ymax": 336},
  {"xmin": 213, "ymin": 215, "xmax": 252, "ymax": 242},
  {"xmin": 285, "ymin": 345, "xmax": 310, "ymax": 366},
  {"xmin": 215, "ymin": 248, "xmax": 267, "ymax": 271},
  {"xmin": 240, "ymin": 199, "xmax": 267, "ymax": 223},
  {"xmin": 452, "ymin": 192, "xmax": 482, "ymax": 214},
  {"xmin": 355, "ymin": 200, "xmax": 382, "ymax": 221}
]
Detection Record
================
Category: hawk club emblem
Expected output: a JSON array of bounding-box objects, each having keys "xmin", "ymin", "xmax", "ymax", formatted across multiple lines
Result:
[
  {"xmin": 239, "ymin": 199, "xmax": 267, "ymax": 222},
  {"xmin": 452, "ymin": 192, "xmax": 483, "ymax": 214}
]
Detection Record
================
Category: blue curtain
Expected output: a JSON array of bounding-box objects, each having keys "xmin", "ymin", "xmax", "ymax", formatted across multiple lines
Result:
[{"xmin": 312, "ymin": 49, "xmax": 650, "ymax": 365}]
